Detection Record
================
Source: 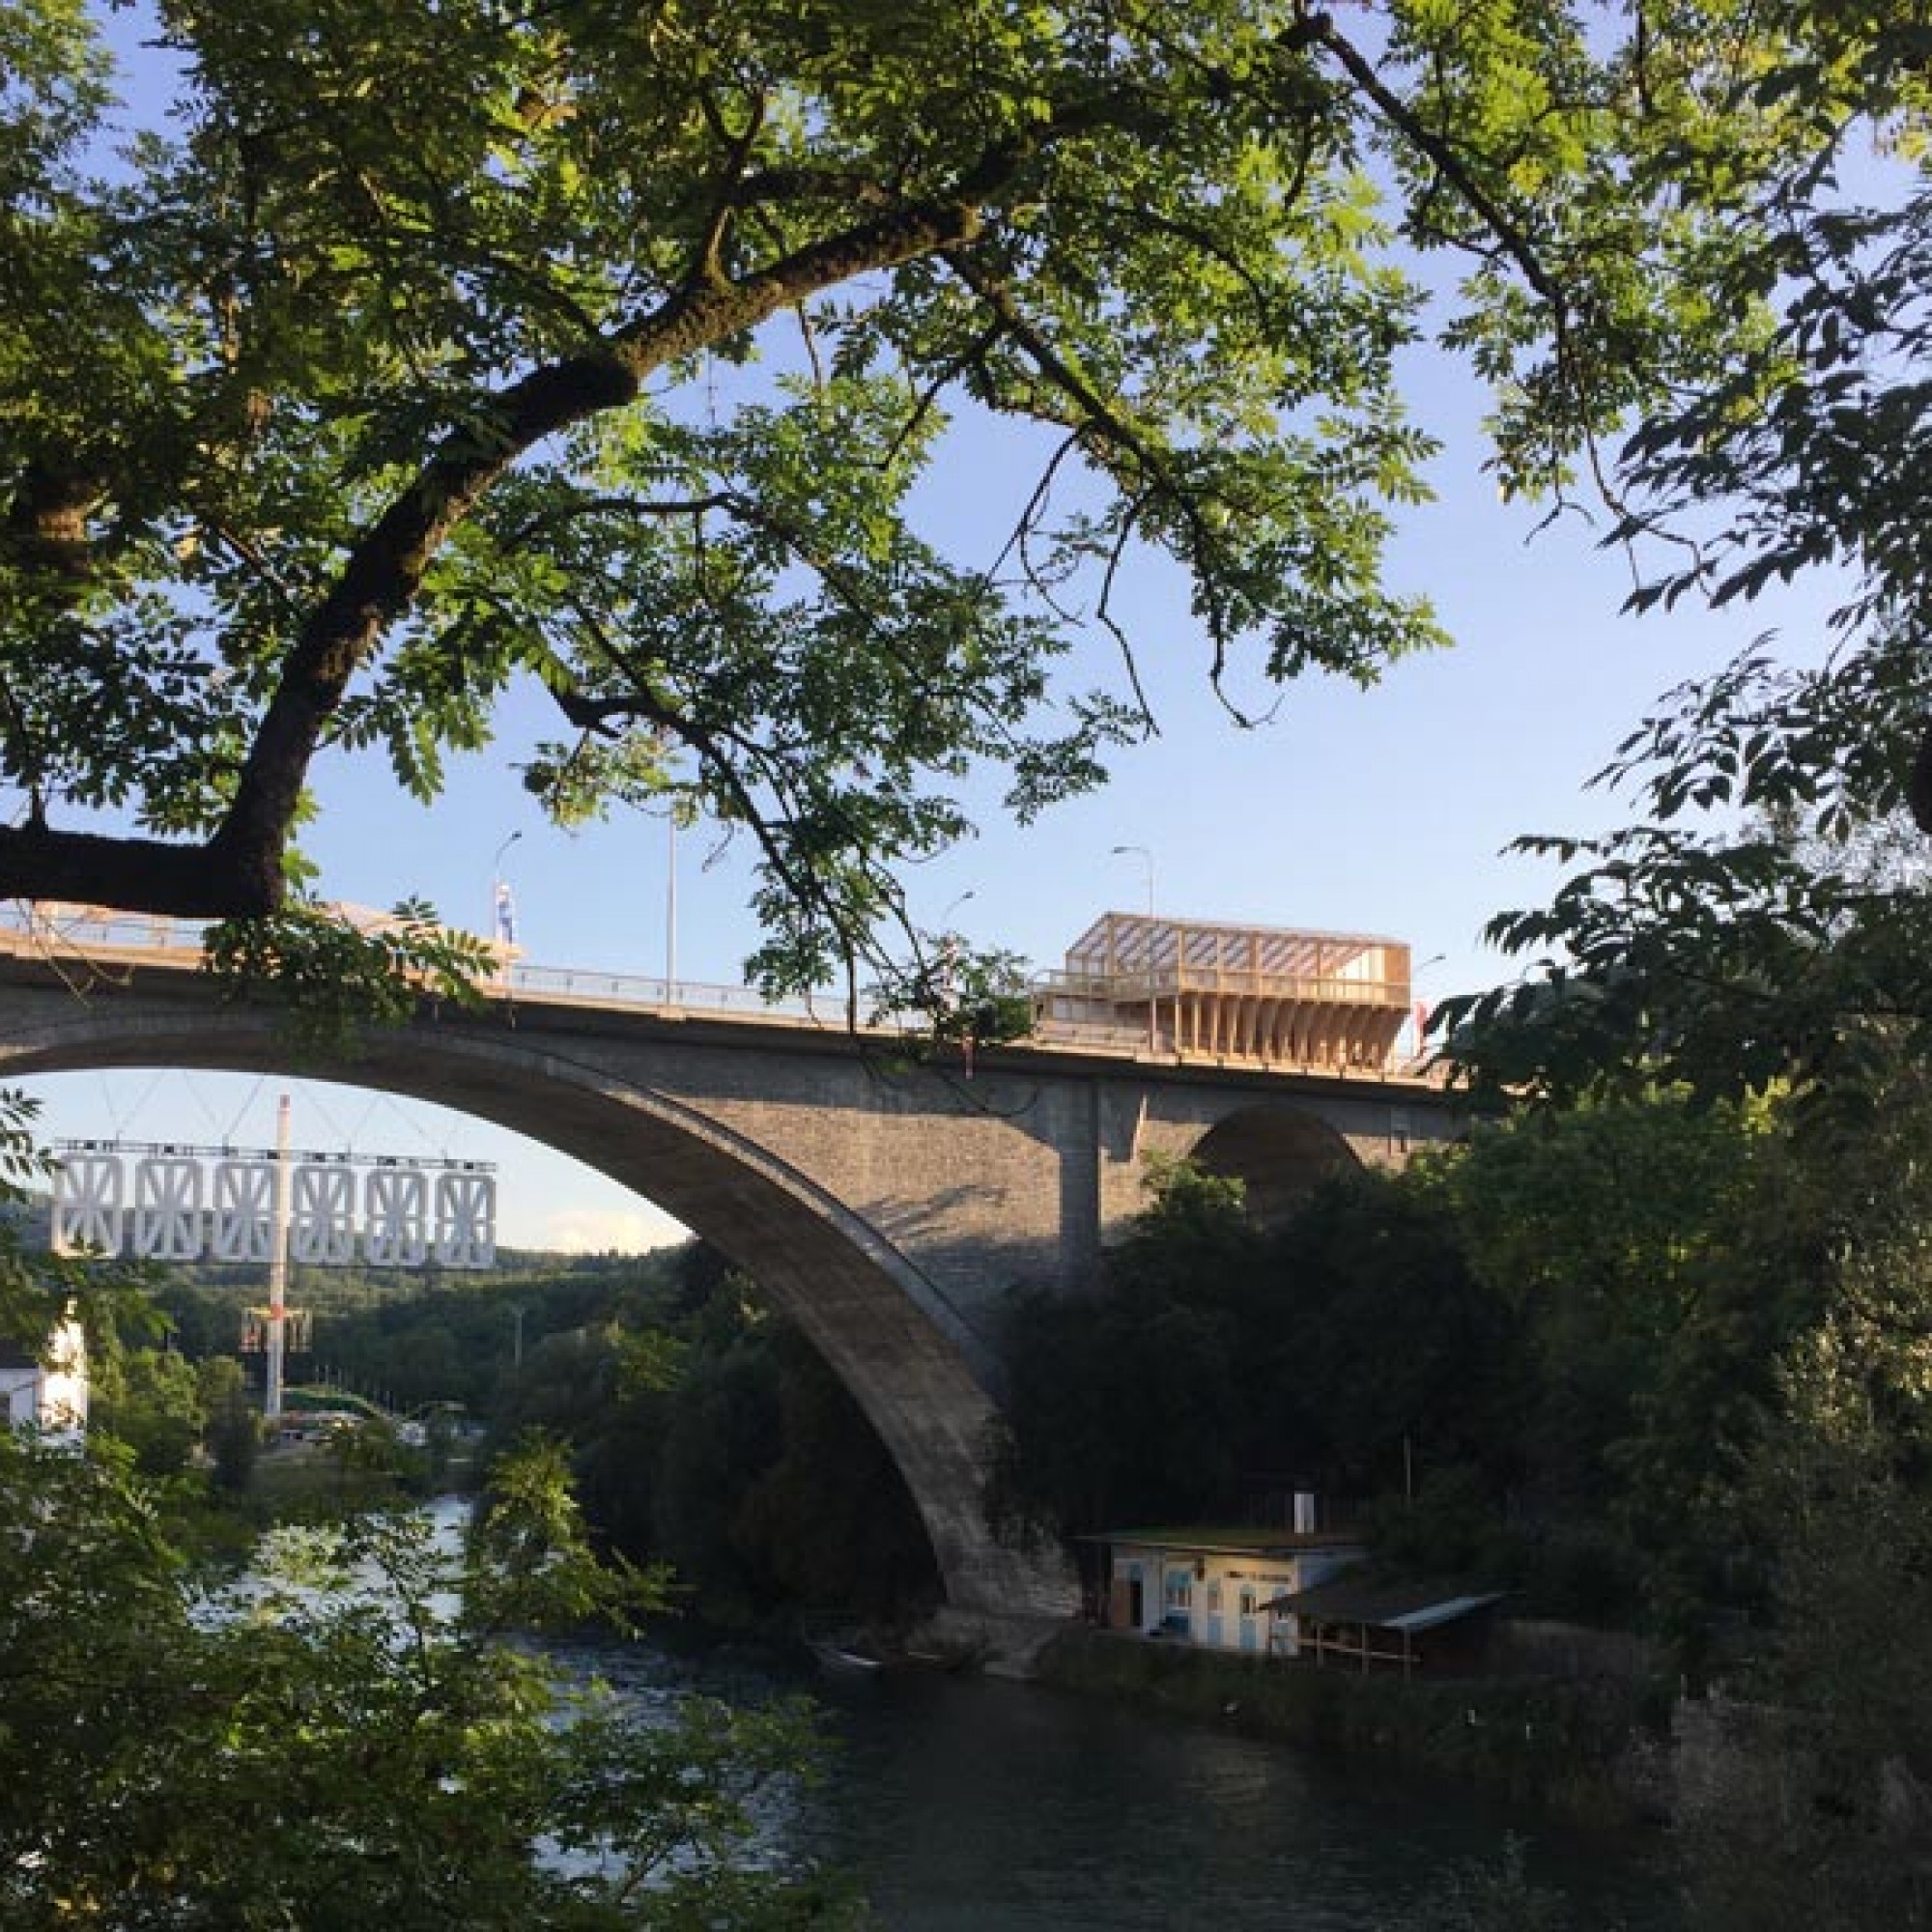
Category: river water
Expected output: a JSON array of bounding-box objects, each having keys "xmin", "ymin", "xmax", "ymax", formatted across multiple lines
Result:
[
  {"xmin": 567, "ymin": 1634, "xmax": 1678, "ymax": 1931},
  {"xmin": 406, "ymin": 1498, "xmax": 1667, "ymax": 1927}
]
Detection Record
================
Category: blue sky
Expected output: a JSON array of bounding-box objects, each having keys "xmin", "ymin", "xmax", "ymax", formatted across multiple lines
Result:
[
  {"xmin": 15, "ymin": 14, "xmax": 1844, "ymax": 1251},
  {"xmin": 19, "ymin": 396, "xmax": 1826, "ymax": 1250}
]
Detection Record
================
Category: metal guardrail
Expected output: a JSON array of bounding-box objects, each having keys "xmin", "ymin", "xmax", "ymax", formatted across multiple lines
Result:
[
  {"xmin": 497, "ymin": 957, "xmax": 835, "ymax": 1025},
  {"xmin": 0, "ymin": 903, "xmax": 838, "ymax": 1030},
  {"xmin": 0, "ymin": 902, "xmax": 1442, "ymax": 1082}
]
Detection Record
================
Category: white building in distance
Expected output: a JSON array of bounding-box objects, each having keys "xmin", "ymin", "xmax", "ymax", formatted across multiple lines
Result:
[{"xmin": 0, "ymin": 1312, "xmax": 89, "ymax": 1442}]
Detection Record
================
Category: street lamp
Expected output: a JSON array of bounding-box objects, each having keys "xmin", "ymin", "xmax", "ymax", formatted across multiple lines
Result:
[
  {"xmin": 1110, "ymin": 844, "xmax": 1158, "ymax": 1053},
  {"xmin": 491, "ymin": 831, "xmax": 522, "ymax": 930},
  {"xmin": 936, "ymin": 889, "xmax": 976, "ymax": 996},
  {"xmin": 665, "ymin": 812, "xmax": 678, "ymax": 999},
  {"xmin": 490, "ymin": 833, "xmax": 523, "ymax": 996},
  {"xmin": 1409, "ymin": 952, "xmax": 1446, "ymax": 1061}
]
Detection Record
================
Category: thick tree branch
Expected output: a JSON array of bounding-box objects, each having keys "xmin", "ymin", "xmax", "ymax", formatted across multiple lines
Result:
[
  {"xmin": 2, "ymin": 57, "xmax": 1216, "ymax": 922},
  {"xmin": 0, "ymin": 824, "xmax": 265, "ymax": 918},
  {"xmin": 1907, "ymin": 720, "xmax": 1932, "ymax": 837},
  {"xmin": 188, "ymin": 194, "xmax": 995, "ymax": 912}
]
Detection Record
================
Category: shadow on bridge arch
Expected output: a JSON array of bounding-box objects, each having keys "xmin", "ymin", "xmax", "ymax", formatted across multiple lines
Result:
[
  {"xmin": 0, "ymin": 1007, "xmax": 1072, "ymax": 1624},
  {"xmin": 1186, "ymin": 1103, "xmax": 1363, "ymax": 1226}
]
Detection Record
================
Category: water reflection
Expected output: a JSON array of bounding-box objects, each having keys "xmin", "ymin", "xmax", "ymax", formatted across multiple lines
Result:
[
  {"xmin": 581, "ymin": 1634, "xmax": 1675, "ymax": 1932},
  {"xmin": 258, "ymin": 1501, "xmax": 1669, "ymax": 1928}
]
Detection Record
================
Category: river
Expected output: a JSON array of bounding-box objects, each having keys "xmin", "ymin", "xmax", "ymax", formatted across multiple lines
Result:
[{"xmin": 560, "ymin": 1632, "xmax": 1679, "ymax": 1931}]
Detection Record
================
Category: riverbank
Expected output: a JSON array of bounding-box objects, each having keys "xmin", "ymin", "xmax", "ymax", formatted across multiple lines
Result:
[{"xmin": 1033, "ymin": 1626, "xmax": 1671, "ymax": 1830}]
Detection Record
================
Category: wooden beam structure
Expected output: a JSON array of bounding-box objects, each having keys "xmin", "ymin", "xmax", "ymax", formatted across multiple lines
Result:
[{"xmin": 1032, "ymin": 913, "xmax": 1411, "ymax": 1072}]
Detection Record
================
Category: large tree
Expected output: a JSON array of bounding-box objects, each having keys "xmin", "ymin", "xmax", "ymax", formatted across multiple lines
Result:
[
  {"xmin": 0, "ymin": 0, "xmax": 1880, "ymax": 990},
  {"xmin": 1435, "ymin": 10, "xmax": 1932, "ymax": 1104}
]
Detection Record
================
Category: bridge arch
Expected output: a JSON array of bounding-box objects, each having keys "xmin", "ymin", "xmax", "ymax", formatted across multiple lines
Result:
[
  {"xmin": 1185, "ymin": 1102, "xmax": 1363, "ymax": 1226},
  {"xmin": 0, "ymin": 1004, "xmax": 1070, "ymax": 1621}
]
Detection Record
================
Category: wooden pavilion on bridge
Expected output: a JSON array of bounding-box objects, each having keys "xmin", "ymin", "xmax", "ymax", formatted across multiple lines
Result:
[{"xmin": 1030, "ymin": 913, "xmax": 1413, "ymax": 1072}]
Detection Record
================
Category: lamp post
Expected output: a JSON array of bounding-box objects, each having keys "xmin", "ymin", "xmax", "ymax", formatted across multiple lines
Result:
[
  {"xmin": 491, "ymin": 831, "xmax": 522, "ymax": 930},
  {"xmin": 665, "ymin": 812, "xmax": 678, "ymax": 999},
  {"xmin": 1110, "ymin": 844, "xmax": 1157, "ymax": 1053},
  {"xmin": 1409, "ymin": 952, "xmax": 1446, "ymax": 1062},
  {"xmin": 935, "ymin": 889, "xmax": 975, "ymax": 1004}
]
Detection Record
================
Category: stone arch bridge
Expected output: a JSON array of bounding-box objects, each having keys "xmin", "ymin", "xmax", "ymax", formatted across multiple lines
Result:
[{"xmin": 0, "ymin": 912, "xmax": 1459, "ymax": 1630}]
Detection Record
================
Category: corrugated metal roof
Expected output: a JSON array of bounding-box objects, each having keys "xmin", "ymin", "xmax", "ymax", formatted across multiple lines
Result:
[{"xmin": 1264, "ymin": 1577, "xmax": 1506, "ymax": 1629}]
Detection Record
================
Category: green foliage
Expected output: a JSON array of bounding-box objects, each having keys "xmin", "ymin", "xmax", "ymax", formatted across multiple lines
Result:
[
  {"xmin": 1434, "ymin": 19, "xmax": 1932, "ymax": 1116},
  {"xmin": 998, "ymin": 1156, "xmax": 1525, "ymax": 1541},
  {"xmin": 1441, "ymin": 652, "xmax": 1932, "ymax": 1113},
  {"xmin": 470, "ymin": 1431, "xmax": 671, "ymax": 1635},
  {"xmin": 1265, "ymin": 1164, "xmax": 1526, "ymax": 1497},
  {"xmin": 203, "ymin": 895, "xmax": 492, "ymax": 1055},
  {"xmin": 5, "ymin": 0, "xmax": 1905, "ymax": 996},
  {"xmin": 1039, "ymin": 1626, "xmax": 1654, "ymax": 1832},
  {"xmin": 1419, "ymin": 1836, "xmax": 1587, "ymax": 1932},
  {"xmin": 998, "ymin": 1100, "xmax": 1923, "ymax": 1679},
  {"xmin": 1427, "ymin": 1096, "xmax": 1795, "ymax": 1640},
  {"xmin": 868, "ymin": 939, "xmax": 1035, "ymax": 1055},
  {"xmin": 0, "ymin": 1122, "xmax": 852, "ymax": 1918},
  {"xmin": 997, "ymin": 1159, "xmax": 1263, "ymax": 1534},
  {"xmin": 137, "ymin": 1246, "xmax": 686, "ymax": 1422},
  {"xmin": 0, "ymin": 1087, "xmax": 155, "ymax": 1366},
  {"xmin": 92, "ymin": 1341, "xmax": 205, "ymax": 1476},
  {"xmin": 0, "ymin": 1431, "xmax": 853, "ymax": 1928},
  {"xmin": 199, "ymin": 1354, "xmax": 260, "ymax": 1493},
  {"xmin": 492, "ymin": 1251, "xmax": 940, "ymax": 1630},
  {"xmin": 1680, "ymin": 1318, "xmax": 1932, "ymax": 1930},
  {"xmin": 318, "ymin": 1411, "xmax": 432, "ymax": 1510}
]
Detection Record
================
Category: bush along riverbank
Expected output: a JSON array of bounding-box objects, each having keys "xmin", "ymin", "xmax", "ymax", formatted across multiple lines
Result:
[{"xmin": 1034, "ymin": 1628, "xmax": 1671, "ymax": 1830}]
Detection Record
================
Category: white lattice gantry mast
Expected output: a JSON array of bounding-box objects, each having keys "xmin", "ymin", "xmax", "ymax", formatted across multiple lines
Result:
[{"xmin": 265, "ymin": 1094, "xmax": 293, "ymax": 1423}]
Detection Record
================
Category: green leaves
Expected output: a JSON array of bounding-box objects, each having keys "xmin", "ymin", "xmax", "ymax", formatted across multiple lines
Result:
[
  {"xmin": 3, "ymin": 0, "xmax": 1921, "ymax": 1009},
  {"xmin": 467, "ymin": 1431, "xmax": 672, "ymax": 1636},
  {"xmin": 203, "ymin": 896, "xmax": 492, "ymax": 1056},
  {"xmin": 0, "ymin": 1432, "xmax": 850, "ymax": 1928},
  {"xmin": 867, "ymin": 938, "xmax": 1034, "ymax": 1052},
  {"xmin": 0, "ymin": 0, "xmax": 1619, "ymax": 979}
]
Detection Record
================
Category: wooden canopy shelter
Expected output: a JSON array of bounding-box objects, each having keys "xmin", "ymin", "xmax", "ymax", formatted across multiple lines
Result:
[
  {"xmin": 1031, "ymin": 913, "xmax": 1411, "ymax": 1071},
  {"xmin": 1266, "ymin": 1577, "xmax": 1506, "ymax": 1677}
]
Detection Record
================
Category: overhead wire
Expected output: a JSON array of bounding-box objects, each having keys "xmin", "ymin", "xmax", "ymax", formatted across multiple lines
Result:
[
  {"xmin": 183, "ymin": 1075, "xmax": 233, "ymax": 1142},
  {"xmin": 221, "ymin": 1075, "xmax": 269, "ymax": 1147},
  {"xmin": 295, "ymin": 1080, "xmax": 358, "ymax": 1155},
  {"xmin": 112, "ymin": 1068, "xmax": 170, "ymax": 1141}
]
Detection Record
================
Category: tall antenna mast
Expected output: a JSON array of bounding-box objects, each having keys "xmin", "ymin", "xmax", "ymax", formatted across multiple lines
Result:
[{"xmin": 265, "ymin": 1094, "xmax": 292, "ymax": 1421}]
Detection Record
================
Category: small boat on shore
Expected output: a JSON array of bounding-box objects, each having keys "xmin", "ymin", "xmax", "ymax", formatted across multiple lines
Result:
[
  {"xmin": 806, "ymin": 1635, "xmax": 885, "ymax": 1679},
  {"xmin": 801, "ymin": 1613, "xmax": 983, "ymax": 1680}
]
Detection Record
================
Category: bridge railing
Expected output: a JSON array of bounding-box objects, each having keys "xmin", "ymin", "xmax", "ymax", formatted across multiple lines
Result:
[
  {"xmin": 1030, "ymin": 965, "xmax": 1409, "ymax": 1009},
  {"xmin": 0, "ymin": 904, "xmax": 209, "ymax": 966},
  {"xmin": 499, "ymin": 959, "xmax": 847, "ymax": 1026},
  {"xmin": 0, "ymin": 901, "xmax": 1446, "ymax": 1081},
  {"xmin": 0, "ymin": 903, "xmax": 840, "ymax": 1030}
]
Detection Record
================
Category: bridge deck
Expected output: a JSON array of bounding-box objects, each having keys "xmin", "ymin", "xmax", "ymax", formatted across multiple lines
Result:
[{"xmin": 0, "ymin": 903, "xmax": 1440, "ymax": 1086}]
